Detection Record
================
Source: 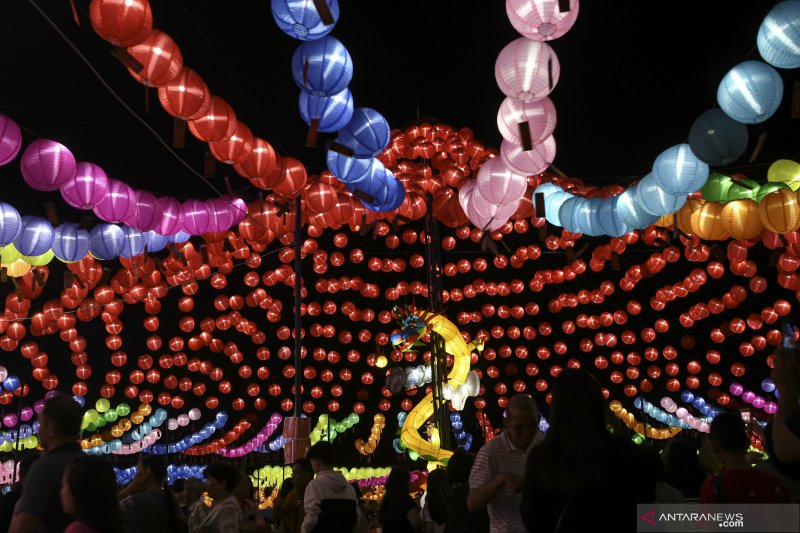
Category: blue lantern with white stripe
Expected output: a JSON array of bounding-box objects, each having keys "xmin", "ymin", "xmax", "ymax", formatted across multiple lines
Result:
[
  {"xmin": 144, "ymin": 231, "xmax": 169, "ymax": 253},
  {"xmin": 299, "ymin": 88, "xmax": 354, "ymax": 132},
  {"xmin": 596, "ymin": 196, "xmax": 630, "ymax": 237},
  {"xmin": 292, "ymin": 36, "xmax": 353, "ymax": 96},
  {"xmin": 757, "ymin": 1, "xmax": 800, "ymax": 69},
  {"xmin": 326, "ymin": 150, "xmax": 374, "ymax": 184},
  {"xmin": 119, "ymin": 227, "xmax": 145, "ymax": 258},
  {"xmin": 717, "ymin": 61, "xmax": 783, "ymax": 124},
  {"xmin": 615, "ymin": 184, "xmax": 659, "ymax": 229},
  {"xmin": 0, "ymin": 203, "xmax": 21, "ymax": 246},
  {"xmin": 335, "ymin": 108, "xmax": 391, "ymax": 158},
  {"xmin": 89, "ymin": 223, "xmax": 124, "ymax": 260},
  {"xmin": 271, "ymin": 0, "xmax": 339, "ymax": 41},
  {"xmin": 52, "ymin": 223, "xmax": 90, "ymax": 262},
  {"xmin": 636, "ymin": 173, "xmax": 688, "ymax": 216},
  {"xmin": 13, "ymin": 216, "xmax": 54, "ymax": 257},
  {"xmin": 652, "ymin": 144, "xmax": 709, "ymax": 195}
]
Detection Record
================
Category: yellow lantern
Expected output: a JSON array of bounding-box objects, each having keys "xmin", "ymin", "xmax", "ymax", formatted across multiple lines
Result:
[
  {"xmin": 654, "ymin": 214, "xmax": 673, "ymax": 228},
  {"xmin": 767, "ymin": 159, "xmax": 800, "ymax": 189},
  {"xmin": 758, "ymin": 189, "xmax": 800, "ymax": 233},
  {"xmin": 722, "ymin": 199, "xmax": 763, "ymax": 240},
  {"xmin": 22, "ymin": 250, "xmax": 54, "ymax": 267},
  {"xmin": 5, "ymin": 260, "xmax": 31, "ymax": 278},
  {"xmin": 690, "ymin": 202, "xmax": 726, "ymax": 241},
  {"xmin": 0, "ymin": 244, "xmax": 22, "ymax": 265}
]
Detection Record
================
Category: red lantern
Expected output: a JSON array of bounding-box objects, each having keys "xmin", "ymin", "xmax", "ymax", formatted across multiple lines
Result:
[
  {"xmin": 158, "ymin": 68, "xmax": 211, "ymax": 120},
  {"xmin": 89, "ymin": 0, "xmax": 153, "ymax": 47},
  {"xmin": 188, "ymin": 96, "xmax": 238, "ymax": 143},
  {"xmin": 127, "ymin": 30, "xmax": 183, "ymax": 87}
]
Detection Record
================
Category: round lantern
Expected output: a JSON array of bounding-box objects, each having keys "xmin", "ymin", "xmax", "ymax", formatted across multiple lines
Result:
[
  {"xmin": 334, "ymin": 108, "xmax": 391, "ymax": 158},
  {"xmin": 615, "ymin": 184, "xmax": 659, "ymax": 229},
  {"xmin": 188, "ymin": 96, "xmax": 238, "ymax": 143},
  {"xmin": 13, "ymin": 216, "xmax": 54, "ymax": 257},
  {"xmin": 757, "ymin": 1, "xmax": 800, "ymax": 69},
  {"xmin": 157, "ymin": 68, "xmax": 211, "ymax": 121},
  {"xmin": 130, "ymin": 190, "xmax": 159, "ymax": 232},
  {"xmin": 6, "ymin": 260, "xmax": 30, "ymax": 278},
  {"xmin": 181, "ymin": 199, "xmax": 212, "ymax": 235},
  {"xmin": 52, "ymin": 224, "xmax": 90, "ymax": 262},
  {"xmin": 688, "ymin": 109, "xmax": 749, "ymax": 167},
  {"xmin": 326, "ymin": 151, "xmax": 373, "ymax": 183},
  {"xmin": 271, "ymin": 0, "xmax": 340, "ymax": 41},
  {"xmin": 475, "ymin": 157, "xmax": 528, "ymax": 205},
  {"xmin": 209, "ymin": 122, "xmax": 254, "ymax": 164},
  {"xmin": 0, "ymin": 116, "xmax": 22, "ymax": 165},
  {"xmin": 60, "ymin": 162, "xmax": 109, "ymax": 210},
  {"xmin": 0, "ymin": 203, "xmax": 22, "ymax": 246},
  {"xmin": 495, "ymin": 38, "xmax": 560, "ymax": 102},
  {"xmin": 652, "ymin": 144, "xmax": 709, "ymax": 195},
  {"xmin": 758, "ymin": 188, "xmax": 800, "ymax": 233},
  {"xmin": 767, "ymin": 159, "xmax": 800, "ymax": 188},
  {"xmin": 497, "ymin": 97, "xmax": 556, "ymax": 146},
  {"xmin": 500, "ymin": 136, "xmax": 556, "ymax": 176},
  {"xmin": 722, "ymin": 199, "xmax": 764, "ymax": 240},
  {"xmin": 506, "ymin": 0, "xmax": 580, "ymax": 41},
  {"xmin": 465, "ymin": 188, "xmax": 520, "ymax": 232},
  {"xmin": 690, "ymin": 202, "xmax": 726, "ymax": 241},
  {"xmin": 299, "ymin": 88, "xmax": 354, "ymax": 132},
  {"xmin": 636, "ymin": 173, "xmax": 688, "ymax": 216},
  {"xmin": 717, "ymin": 61, "xmax": 783, "ymax": 124},
  {"xmin": 233, "ymin": 138, "xmax": 278, "ymax": 180},
  {"xmin": 93, "ymin": 179, "xmax": 136, "ymax": 223},
  {"xmin": 20, "ymin": 140, "xmax": 77, "ymax": 192},
  {"xmin": 89, "ymin": 0, "xmax": 153, "ymax": 47},
  {"xmin": 127, "ymin": 29, "xmax": 183, "ymax": 87},
  {"xmin": 144, "ymin": 231, "xmax": 168, "ymax": 253},
  {"xmin": 596, "ymin": 196, "xmax": 630, "ymax": 237},
  {"xmin": 89, "ymin": 224, "xmax": 124, "ymax": 260},
  {"xmin": 291, "ymin": 36, "xmax": 352, "ymax": 96},
  {"xmin": 119, "ymin": 227, "xmax": 145, "ymax": 258}
]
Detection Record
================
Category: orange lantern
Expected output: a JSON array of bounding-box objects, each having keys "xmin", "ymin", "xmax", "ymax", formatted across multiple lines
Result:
[
  {"xmin": 157, "ymin": 68, "xmax": 211, "ymax": 120},
  {"xmin": 758, "ymin": 189, "xmax": 800, "ymax": 234},
  {"xmin": 722, "ymin": 199, "xmax": 764, "ymax": 240},
  {"xmin": 690, "ymin": 202, "xmax": 726, "ymax": 240},
  {"xmin": 127, "ymin": 30, "xmax": 183, "ymax": 87},
  {"xmin": 209, "ymin": 122, "xmax": 254, "ymax": 164},
  {"xmin": 676, "ymin": 198, "xmax": 703, "ymax": 234},
  {"xmin": 89, "ymin": 0, "xmax": 153, "ymax": 47},
  {"xmin": 188, "ymin": 96, "xmax": 238, "ymax": 143}
]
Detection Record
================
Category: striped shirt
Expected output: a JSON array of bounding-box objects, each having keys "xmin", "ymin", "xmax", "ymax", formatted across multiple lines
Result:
[{"xmin": 469, "ymin": 431, "xmax": 528, "ymax": 533}]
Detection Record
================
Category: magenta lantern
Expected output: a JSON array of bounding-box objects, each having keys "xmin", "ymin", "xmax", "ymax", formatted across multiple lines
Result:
[
  {"xmin": 93, "ymin": 179, "xmax": 136, "ymax": 223},
  {"xmin": 60, "ymin": 162, "xmax": 109, "ymax": 209},
  {"xmin": 0, "ymin": 116, "xmax": 22, "ymax": 166},
  {"xmin": 130, "ymin": 190, "xmax": 159, "ymax": 231},
  {"xmin": 181, "ymin": 199, "xmax": 212, "ymax": 235},
  {"xmin": 155, "ymin": 197, "xmax": 183, "ymax": 235},
  {"xmin": 20, "ymin": 139, "xmax": 76, "ymax": 191}
]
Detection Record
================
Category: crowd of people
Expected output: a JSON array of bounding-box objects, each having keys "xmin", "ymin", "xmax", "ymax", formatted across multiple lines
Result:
[{"xmin": 0, "ymin": 347, "xmax": 798, "ymax": 533}]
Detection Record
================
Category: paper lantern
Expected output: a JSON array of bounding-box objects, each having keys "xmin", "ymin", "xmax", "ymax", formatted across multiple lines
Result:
[
  {"xmin": 0, "ymin": 203, "xmax": 22, "ymax": 246},
  {"xmin": 291, "ymin": 36, "xmax": 353, "ymax": 96},
  {"xmin": 335, "ymin": 108, "xmax": 391, "ymax": 158},
  {"xmin": 500, "ymin": 136, "xmax": 556, "ymax": 176},
  {"xmin": 209, "ymin": 122, "xmax": 254, "ymax": 164},
  {"xmin": 700, "ymin": 172, "xmax": 734, "ymax": 202},
  {"xmin": 93, "ymin": 179, "xmax": 136, "ymax": 223},
  {"xmin": 506, "ymin": 0, "xmax": 580, "ymax": 41},
  {"xmin": 188, "ymin": 96, "xmax": 238, "ymax": 143},
  {"xmin": 89, "ymin": 0, "xmax": 153, "ymax": 47},
  {"xmin": 144, "ymin": 231, "xmax": 168, "ymax": 253},
  {"xmin": 272, "ymin": 157, "xmax": 308, "ymax": 199},
  {"xmin": 346, "ymin": 161, "xmax": 393, "ymax": 206},
  {"xmin": 20, "ymin": 140, "xmax": 77, "ymax": 192},
  {"xmin": 90, "ymin": 224, "xmax": 125, "ymax": 260},
  {"xmin": 495, "ymin": 38, "xmax": 559, "ymax": 102},
  {"xmin": 130, "ymin": 190, "xmax": 159, "ymax": 232},
  {"xmin": 155, "ymin": 197, "xmax": 183, "ymax": 236},
  {"xmin": 326, "ymin": 151, "xmax": 373, "ymax": 183},
  {"xmin": 60, "ymin": 162, "xmax": 109, "ymax": 210},
  {"xmin": 119, "ymin": 227, "xmax": 145, "ymax": 258},
  {"xmin": 615, "ymin": 184, "xmax": 659, "ymax": 229},
  {"xmin": 557, "ymin": 196, "xmax": 586, "ymax": 233},
  {"xmin": 5, "ymin": 260, "xmax": 30, "ymax": 279},
  {"xmin": 652, "ymin": 144, "xmax": 709, "ymax": 195},
  {"xmin": 157, "ymin": 68, "xmax": 211, "ymax": 120},
  {"xmin": 0, "ymin": 116, "xmax": 22, "ymax": 166},
  {"xmin": 0, "ymin": 244, "xmax": 22, "ymax": 265},
  {"xmin": 23, "ymin": 250, "xmax": 54, "ymax": 267},
  {"xmin": 127, "ymin": 30, "xmax": 183, "ymax": 87},
  {"xmin": 466, "ymin": 188, "xmax": 520, "ymax": 232},
  {"xmin": 496, "ymin": 97, "xmax": 556, "ymax": 146},
  {"xmin": 299, "ymin": 88, "xmax": 354, "ymax": 132},
  {"xmin": 596, "ymin": 196, "xmax": 630, "ymax": 237},
  {"xmin": 690, "ymin": 202, "xmax": 726, "ymax": 241},
  {"xmin": 181, "ymin": 199, "xmax": 212, "ymax": 235},
  {"xmin": 767, "ymin": 159, "xmax": 800, "ymax": 189},
  {"xmin": 758, "ymin": 188, "xmax": 800, "ymax": 233},
  {"xmin": 271, "ymin": 0, "xmax": 339, "ymax": 41},
  {"xmin": 757, "ymin": 1, "xmax": 800, "ymax": 69},
  {"xmin": 234, "ymin": 138, "xmax": 278, "ymax": 181},
  {"xmin": 717, "ymin": 61, "xmax": 783, "ymax": 124},
  {"xmin": 475, "ymin": 157, "xmax": 527, "ymax": 205},
  {"xmin": 722, "ymin": 199, "xmax": 764, "ymax": 240},
  {"xmin": 13, "ymin": 217, "xmax": 54, "ymax": 257},
  {"xmin": 688, "ymin": 109, "xmax": 749, "ymax": 167},
  {"xmin": 52, "ymin": 224, "xmax": 90, "ymax": 262},
  {"xmin": 676, "ymin": 198, "xmax": 703, "ymax": 234},
  {"xmin": 205, "ymin": 198, "xmax": 235, "ymax": 233},
  {"xmin": 544, "ymin": 190, "xmax": 572, "ymax": 226},
  {"xmin": 304, "ymin": 180, "xmax": 337, "ymax": 213},
  {"xmin": 636, "ymin": 173, "xmax": 688, "ymax": 216}
]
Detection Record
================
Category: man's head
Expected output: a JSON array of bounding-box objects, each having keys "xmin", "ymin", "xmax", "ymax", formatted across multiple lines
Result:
[
  {"xmin": 38, "ymin": 395, "xmax": 82, "ymax": 451},
  {"xmin": 504, "ymin": 394, "xmax": 540, "ymax": 451},
  {"xmin": 137, "ymin": 454, "xmax": 167, "ymax": 486},
  {"xmin": 306, "ymin": 441, "xmax": 334, "ymax": 473},
  {"xmin": 292, "ymin": 458, "xmax": 313, "ymax": 491},
  {"xmin": 180, "ymin": 478, "xmax": 204, "ymax": 506},
  {"xmin": 709, "ymin": 411, "xmax": 749, "ymax": 458}
]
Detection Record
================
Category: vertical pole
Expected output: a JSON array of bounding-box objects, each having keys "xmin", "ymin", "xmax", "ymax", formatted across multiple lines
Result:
[
  {"xmin": 293, "ymin": 196, "xmax": 303, "ymax": 418},
  {"xmin": 12, "ymin": 384, "xmax": 24, "ymax": 484}
]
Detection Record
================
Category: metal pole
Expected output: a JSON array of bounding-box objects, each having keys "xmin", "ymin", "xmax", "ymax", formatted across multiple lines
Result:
[
  {"xmin": 12, "ymin": 383, "xmax": 25, "ymax": 484},
  {"xmin": 293, "ymin": 195, "xmax": 303, "ymax": 418}
]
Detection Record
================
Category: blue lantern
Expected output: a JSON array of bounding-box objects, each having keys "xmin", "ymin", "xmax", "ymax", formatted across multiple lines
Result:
[
  {"xmin": 636, "ymin": 173, "xmax": 688, "ymax": 216},
  {"xmin": 688, "ymin": 109, "xmax": 749, "ymax": 167},
  {"xmin": 615, "ymin": 185, "xmax": 659, "ymax": 229},
  {"xmin": 144, "ymin": 231, "xmax": 169, "ymax": 253},
  {"xmin": 596, "ymin": 196, "xmax": 630, "ymax": 237},
  {"xmin": 359, "ymin": 175, "xmax": 405, "ymax": 212},
  {"xmin": 326, "ymin": 151, "xmax": 374, "ymax": 183},
  {"xmin": 557, "ymin": 196, "xmax": 586, "ymax": 233},
  {"xmin": 167, "ymin": 231, "xmax": 191, "ymax": 244},
  {"xmin": 0, "ymin": 202, "xmax": 22, "ymax": 246},
  {"xmin": 757, "ymin": 1, "xmax": 800, "ymax": 69},
  {"xmin": 271, "ymin": 0, "xmax": 339, "ymax": 41},
  {"xmin": 120, "ymin": 227, "xmax": 145, "ymax": 258},
  {"xmin": 680, "ymin": 390, "xmax": 694, "ymax": 403},
  {"xmin": 89, "ymin": 223, "xmax": 124, "ymax": 260},
  {"xmin": 717, "ymin": 61, "xmax": 783, "ymax": 124},
  {"xmin": 543, "ymin": 190, "xmax": 572, "ymax": 227},
  {"xmin": 335, "ymin": 108, "xmax": 391, "ymax": 158},
  {"xmin": 299, "ymin": 88, "xmax": 354, "ymax": 132},
  {"xmin": 346, "ymin": 161, "xmax": 392, "ymax": 205},
  {"xmin": 3, "ymin": 376, "xmax": 20, "ymax": 391},
  {"xmin": 292, "ymin": 36, "xmax": 353, "ymax": 96},
  {"xmin": 573, "ymin": 197, "xmax": 604, "ymax": 236},
  {"xmin": 13, "ymin": 216, "xmax": 54, "ymax": 257},
  {"xmin": 652, "ymin": 144, "xmax": 709, "ymax": 195},
  {"xmin": 53, "ymin": 223, "xmax": 90, "ymax": 262}
]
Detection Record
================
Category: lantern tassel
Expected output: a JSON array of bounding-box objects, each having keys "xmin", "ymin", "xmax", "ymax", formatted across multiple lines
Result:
[
  {"xmin": 312, "ymin": 0, "xmax": 335, "ymax": 25},
  {"xmin": 173, "ymin": 119, "xmax": 186, "ymax": 149},
  {"xmin": 305, "ymin": 118, "xmax": 320, "ymax": 148},
  {"xmin": 69, "ymin": 0, "xmax": 81, "ymax": 26}
]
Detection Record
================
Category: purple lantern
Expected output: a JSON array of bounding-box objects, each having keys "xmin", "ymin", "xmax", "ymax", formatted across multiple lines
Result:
[
  {"xmin": 0, "ymin": 202, "xmax": 22, "ymax": 246},
  {"xmin": 13, "ymin": 216, "xmax": 54, "ymax": 256},
  {"xmin": 119, "ymin": 227, "xmax": 145, "ymax": 258},
  {"xmin": 144, "ymin": 231, "xmax": 169, "ymax": 253},
  {"xmin": 20, "ymin": 139, "xmax": 77, "ymax": 191},
  {"xmin": 181, "ymin": 199, "xmax": 212, "ymax": 235},
  {"xmin": 228, "ymin": 197, "xmax": 248, "ymax": 226},
  {"xmin": 93, "ymin": 179, "xmax": 137, "ymax": 223},
  {"xmin": 130, "ymin": 190, "xmax": 159, "ymax": 232},
  {"xmin": 89, "ymin": 223, "xmax": 125, "ymax": 260},
  {"xmin": 206, "ymin": 198, "xmax": 234, "ymax": 233},
  {"xmin": 60, "ymin": 162, "xmax": 109, "ymax": 209},
  {"xmin": 0, "ymin": 116, "xmax": 22, "ymax": 166},
  {"xmin": 52, "ymin": 223, "xmax": 90, "ymax": 262},
  {"xmin": 155, "ymin": 197, "xmax": 183, "ymax": 235}
]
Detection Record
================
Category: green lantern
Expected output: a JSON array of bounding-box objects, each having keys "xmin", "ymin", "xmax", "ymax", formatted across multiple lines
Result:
[
  {"xmin": 116, "ymin": 403, "xmax": 131, "ymax": 417},
  {"xmin": 700, "ymin": 172, "xmax": 733, "ymax": 202},
  {"xmin": 755, "ymin": 181, "xmax": 790, "ymax": 203},
  {"xmin": 95, "ymin": 398, "xmax": 111, "ymax": 413}
]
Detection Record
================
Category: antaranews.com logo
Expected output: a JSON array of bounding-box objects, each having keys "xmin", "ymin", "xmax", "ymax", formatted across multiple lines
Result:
[
  {"xmin": 641, "ymin": 509, "xmax": 744, "ymax": 529},
  {"xmin": 637, "ymin": 504, "xmax": 799, "ymax": 533}
]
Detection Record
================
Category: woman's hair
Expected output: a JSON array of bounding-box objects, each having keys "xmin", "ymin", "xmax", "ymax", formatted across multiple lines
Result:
[
  {"xmin": 425, "ymin": 468, "xmax": 447, "ymax": 525},
  {"xmin": 384, "ymin": 467, "xmax": 411, "ymax": 495},
  {"xmin": 205, "ymin": 462, "xmax": 240, "ymax": 493},
  {"xmin": 526, "ymin": 369, "xmax": 608, "ymax": 494},
  {"xmin": 64, "ymin": 456, "xmax": 122, "ymax": 533},
  {"xmin": 445, "ymin": 451, "xmax": 474, "ymax": 486},
  {"xmin": 279, "ymin": 477, "xmax": 294, "ymax": 498}
]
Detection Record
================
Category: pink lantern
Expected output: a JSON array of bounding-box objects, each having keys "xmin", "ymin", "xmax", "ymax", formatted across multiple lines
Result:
[
  {"xmin": 500, "ymin": 136, "xmax": 557, "ymax": 175},
  {"xmin": 495, "ymin": 38, "xmax": 560, "ymax": 102},
  {"xmin": 155, "ymin": 197, "xmax": 183, "ymax": 235},
  {"xmin": 20, "ymin": 139, "xmax": 77, "ymax": 191},
  {"xmin": 458, "ymin": 180, "xmax": 477, "ymax": 214},
  {"xmin": 60, "ymin": 162, "xmax": 109, "ymax": 209},
  {"xmin": 229, "ymin": 197, "xmax": 248, "ymax": 225},
  {"xmin": 0, "ymin": 116, "xmax": 22, "ymax": 166},
  {"xmin": 93, "ymin": 179, "xmax": 136, "ymax": 223},
  {"xmin": 497, "ymin": 97, "xmax": 556, "ymax": 146},
  {"xmin": 181, "ymin": 199, "xmax": 212, "ymax": 235},
  {"xmin": 475, "ymin": 157, "xmax": 528, "ymax": 205},
  {"xmin": 130, "ymin": 190, "xmax": 159, "ymax": 231},
  {"xmin": 466, "ymin": 187, "xmax": 521, "ymax": 232},
  {"xmin": 506, "ymin": 0, "xmax": 581, "ymax": 41}
]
